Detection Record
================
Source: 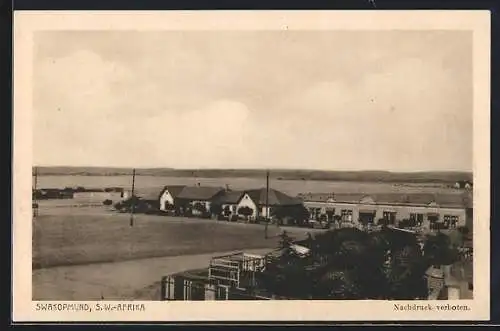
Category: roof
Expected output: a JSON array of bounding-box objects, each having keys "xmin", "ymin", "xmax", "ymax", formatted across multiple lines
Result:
[
  {"xmin": 164, "ymin": 185, "xmax": 187, "ymax": 198},
  {"xmin": 136, "ymin": 185, "xmax": 188, "ymax": 201},
  {"xmin": 300, "ymin": 192, "xmax": 472, "ymax": 209},
  {"xmin": 176, "ymin": 186, "xmax": 225, "ymax": 201},
  {"xmin": 212, "ymin": 190, "xmax": 245, "ymax": 204},
  {"xmin": 243, "ymin": 188, "xmax": 302, "ymax": 206},
  {"xmin": 298, "ymin": 193, "xmax": 365, "ymax": 204},
  {"xmin": 136, "ymin": 187, "xmax": 165, "ymax": 201}
]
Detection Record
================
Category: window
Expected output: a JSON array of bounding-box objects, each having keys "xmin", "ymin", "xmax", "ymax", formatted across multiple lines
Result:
[
  {"xmin": 341, "ymin": 209, "xmax": 353, "ymax": 222},
  {"xmin": 428, "ymin": 213, "xmax": 441, "ymax": 230},
  {"xmin": 443, "ymin": 215, "xmax": 459, "ymax": 229},
  {"xmin": 409, "ymin": 213, "xmax": 424, "ymax": 226},
  {"xmin": 383, "ymin": 211, "xmax": 397, "ymax": 224},
  {"xmin": 443, "ymin": 215, "xmax": 451, "ymax": 229},
  {"xmin": 325, "ymin": 208, "xmax": 335, "ymax": 222}
]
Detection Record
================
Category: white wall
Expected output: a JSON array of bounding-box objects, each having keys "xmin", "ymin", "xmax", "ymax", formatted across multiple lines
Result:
[
  {"xmin": 73, "ymin": 191, "xmax": 123, "ymax": 203},
  {"xmin": 303, "ymin": 201, "xmax": 467, "ymax": 226},
  {"xmin": 236, "ymin": 194, "xmax": 258, "ymax": 218},
  {"xmin": 159, "ymin": 190, "xmax": 175, "ymax": 211}
]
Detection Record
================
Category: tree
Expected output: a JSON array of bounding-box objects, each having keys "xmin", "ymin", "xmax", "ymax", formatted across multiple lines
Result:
[
  {"xmin": 164, "ymin": 202, "xmax": 176, "ymax": 211},
  {"xmin": 193, "ymin": 202, "xmax": 209, "ymax": 218},
  {"xmin": 314, "ymin": 269, "xmax": 363, "ymax": 300},
  {"xmin": 272, "ymin": 205, "xmax": 310, "ymax": 224},
  {"xmin": 260, "ymin": 226, "xmax": 430, "ymax": 300},
  {"xmin": 209, "ymin": 203, "xmax": 223, "ymax": 217},
  {"xmin": 457, "ymin": 226, "xmax": 470, "ymax": 236},
  {"xmin": 423, "ymin": 232, "xmax": 458, "ymax": 267},
  {"xmin": 223, "ymin": 205, "xmax": 231, "ymax": 217},
  {"xmin": 383, "ymin": 243, "xmax": 428, "ymax": 300},
  {"xmin": 278, "ymin": 231, "xmax": 294, "ymax": 249},
  {"xmin": 238, "ymin": 206, "xmax": 254, "ymax": 219},
  {"xmin": 115, "ymin": 195, "xmax": 140, "ymax": 212}
]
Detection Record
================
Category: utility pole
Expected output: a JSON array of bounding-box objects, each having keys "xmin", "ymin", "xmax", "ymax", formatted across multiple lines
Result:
[
  {"xmin": 265, "ymin": 170, "xmax": 269, "ymax": 239},
  {"xmin": 129, "ymin": 168, "xmax": 136, "ymax": 227},
  {"xmin": 33, "ymin": 166, "xmax": 38, "ymax": 218}
]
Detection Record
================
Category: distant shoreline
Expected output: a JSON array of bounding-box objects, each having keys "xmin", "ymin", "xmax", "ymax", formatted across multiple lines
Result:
[{"xmin": 32, "ymin": 167, "xmax": 472, "ymax": 184}]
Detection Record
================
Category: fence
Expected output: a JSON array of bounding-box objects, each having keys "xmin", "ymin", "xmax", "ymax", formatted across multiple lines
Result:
[
  {"xmin": 160, "ymin": 275, "xmax": 272, "ymax": 301},
  {"xmin": 208, "ymin": 252, "xmax": 267, "ymax": 288}
]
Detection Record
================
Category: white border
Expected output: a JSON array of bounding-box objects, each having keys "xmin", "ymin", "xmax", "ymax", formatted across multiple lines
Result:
[{"xmin": 12, "ymin": 10, "xmax": 491, "ymax": 322}]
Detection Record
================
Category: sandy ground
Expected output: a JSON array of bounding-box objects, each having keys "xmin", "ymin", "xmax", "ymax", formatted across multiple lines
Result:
[
  {"xmin": 32, "ymin": 206, "xmax": 325, "ymax": 301},
  {"xmin": 33, "ymin": 248, "xmax": 272, "ymax": 301}
]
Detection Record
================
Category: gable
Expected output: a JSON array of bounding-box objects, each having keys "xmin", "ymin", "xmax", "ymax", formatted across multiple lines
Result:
[
  {"xmin": 359, "ymin": 195, "xmax": 375, "ymax": 204},
  {"xmin": 162, "ymin": 190, "xmax": 174, "ymax": 199},
  {"xmin": 237, "ymin": 193, "xmax": 257, "ymax": 207}
]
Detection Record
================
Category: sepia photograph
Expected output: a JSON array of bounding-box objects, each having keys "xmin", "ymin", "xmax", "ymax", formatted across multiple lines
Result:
[{"xmin": 13, "ymin": 11, "xmax": 490, "ymax": 322}]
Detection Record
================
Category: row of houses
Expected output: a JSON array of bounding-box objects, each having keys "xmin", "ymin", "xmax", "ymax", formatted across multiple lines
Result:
[
  {"xmin": 135, "ymin": 185, "xmax": 303, "ymax": 221},
  {"xmin": 132, "ymin": 185, "xmax": 473, "ymax": 230}
]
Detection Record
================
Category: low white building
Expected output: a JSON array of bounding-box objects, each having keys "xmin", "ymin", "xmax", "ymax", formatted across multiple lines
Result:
[
  {"xmin": 301, "ymin": 192, "xmax": 473, "ymax": 230},
  {"xmin": 234, "ymin": 188, "xmax": 303, "ymax": 220},
  {"xmin": 158, "ymin": 185, "xmax": 187, "ymax": 212}
]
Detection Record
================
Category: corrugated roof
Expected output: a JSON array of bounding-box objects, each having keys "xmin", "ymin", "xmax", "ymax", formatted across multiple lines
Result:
[
  {"xmin": 244, "ymin": 188, "xmax": 302, "ymax": 206},
  {"xmin": 176, "ymin": 186, "xmax": 225, "ymax": 201}
]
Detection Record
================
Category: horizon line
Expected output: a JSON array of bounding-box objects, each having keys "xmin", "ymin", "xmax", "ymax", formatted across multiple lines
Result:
[{"xmin": 32, "ymin": 165, "xmax": 473, "ymax": 174}]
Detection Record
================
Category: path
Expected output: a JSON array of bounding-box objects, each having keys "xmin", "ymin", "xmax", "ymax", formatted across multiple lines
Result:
[{"xmin": 33, "ymin": 248, "xmax": 272, "ymax": 301}]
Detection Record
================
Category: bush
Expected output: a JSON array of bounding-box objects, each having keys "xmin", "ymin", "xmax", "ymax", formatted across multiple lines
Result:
[
  {"xmin": 238, "ymin": 206, "xmax": 254, "ymax": 217},
  {"xmin": 103, "ymin": 199, "xmax": 113, "ymax": 206},
  {"xmin": 210, "ymin": 203, "xmax": 223, "ymax": 216},
  {"xmin": 164, "ymin": 203, "xmax": 176, "ymax": 211},
  {"xmin": 193, "ymin": 202, "xmax": 207, "ymax": 213}
]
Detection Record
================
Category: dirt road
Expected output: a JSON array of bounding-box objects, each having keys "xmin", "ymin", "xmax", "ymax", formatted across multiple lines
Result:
[{"xmin": 33, "ymin": 248, "xmax": 272, "ymax": 301}]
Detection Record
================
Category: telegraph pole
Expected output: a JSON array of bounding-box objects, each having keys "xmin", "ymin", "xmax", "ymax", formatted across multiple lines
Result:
[
  {"xmin": 265, "ymin": 170, "xmax": 269, "ymax": 239},
  {"xmin": 33, "ymin": 166, "xmax": 38, "ymax": 218},
  {"xmin": 129, "ymin": 168, "xmax": 136, "ymax": 227}
]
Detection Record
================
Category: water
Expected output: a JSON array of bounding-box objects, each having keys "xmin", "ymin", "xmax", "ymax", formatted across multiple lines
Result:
[{"xmin": 35, "ymin": 175, "xmax": 460, "ymax": 197}]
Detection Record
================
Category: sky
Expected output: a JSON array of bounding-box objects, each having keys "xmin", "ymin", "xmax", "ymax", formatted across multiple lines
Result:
[{"xmin": 32, "ymin": 30, "xmax": 473, "ymax": 172}]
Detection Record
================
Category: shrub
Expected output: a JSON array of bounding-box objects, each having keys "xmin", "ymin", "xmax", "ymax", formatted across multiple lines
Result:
[
  {"xmin": 164, "ymin": 203, "xmax": 176, "ymax": 211},
  {"xmin": 238, "ymin": 206, "xmax": 254, "ymax": 217},
  {"xmin": 193, "ymin": 202, "xmax": 207, "ymax": 213},
  {"xmin": 210, "ymin": 203, "xmax": 223, "ymax": 216}
]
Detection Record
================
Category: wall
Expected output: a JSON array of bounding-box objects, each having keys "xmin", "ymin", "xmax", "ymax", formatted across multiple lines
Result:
[
  {"xmin": 303, "ymin": 201, "xmax": 467, "ymax": 227},
  {"xmin": 159, "ymin": 190, "xmax": 174, "ymax": 211},
  {"xmin": 236, "ymin": 194, "xmax": 259, "ymax": 218},
  {"xmin": 73, "ymin": 191, "xmax": 124, "ymax": 204},
  {"xmin": 222, "ymin": 204, "xmax": 238, "ymax": 213},
  {"xmin": 191, "ymin": 200, "xmax": 211, "ymax": 216}
]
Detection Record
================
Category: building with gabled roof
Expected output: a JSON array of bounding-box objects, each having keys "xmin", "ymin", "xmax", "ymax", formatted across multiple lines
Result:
[{"xmin": 235, "ymin": 188, "xmax": 303, "ymax": 220}]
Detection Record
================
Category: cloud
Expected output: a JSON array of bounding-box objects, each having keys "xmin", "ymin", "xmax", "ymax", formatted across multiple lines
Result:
[
  {"xmin": 33, "ymin": 50, "xmax": 134, "ymax": 166},
  {"xmin": 32, "ymin": 31, "xmax": 472, "ymax": 171}
]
